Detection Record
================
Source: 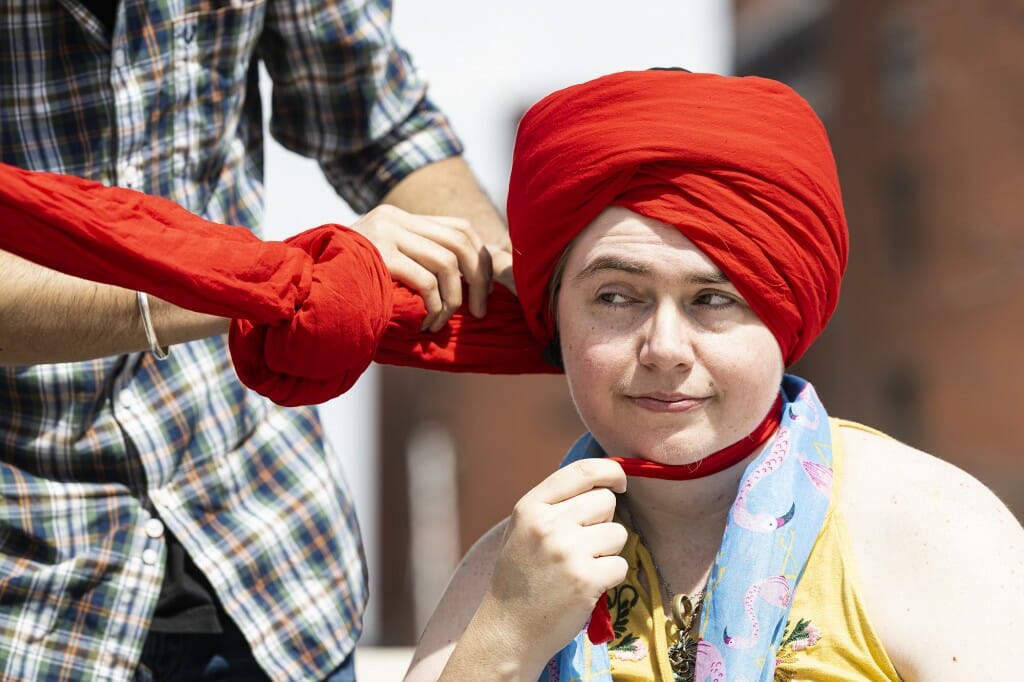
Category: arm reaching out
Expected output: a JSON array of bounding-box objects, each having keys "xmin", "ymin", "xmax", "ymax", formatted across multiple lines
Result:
[{"xmin": 0, "ymin": 163, "xmax": 554, "ymax": 405}]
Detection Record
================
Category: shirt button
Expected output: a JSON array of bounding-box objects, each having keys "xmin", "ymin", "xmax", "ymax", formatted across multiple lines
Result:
[
  {"xmin": 145, "ymin": 518, "xmax": 165, "ymax": 539},
  {"xmin": 119, "ymin": 166, "xmax": 141, "ymax": 190},
  {"xmin": 113, "ymin": 49, "xmax": 127, "ymax": 68},
  {"xmin": 142, "ymin": 548, "xmax": 159, "ymax": 565}
]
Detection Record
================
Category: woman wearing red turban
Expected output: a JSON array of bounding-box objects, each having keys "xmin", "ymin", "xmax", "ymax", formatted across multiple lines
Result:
[{"xmin": 404, "ymin": 70, "xmax": 1024, "ymax": 681}]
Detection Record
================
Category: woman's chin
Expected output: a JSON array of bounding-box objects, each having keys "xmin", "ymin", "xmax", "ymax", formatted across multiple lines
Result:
[{"xmin": 616, "ymin": 442, "xmax": 711, "ymax": 466}]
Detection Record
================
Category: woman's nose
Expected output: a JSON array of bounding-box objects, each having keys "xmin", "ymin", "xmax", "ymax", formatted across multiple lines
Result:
[{"xmin": 637, "ymin": 300, "xmax": 695, "ymax": 370}]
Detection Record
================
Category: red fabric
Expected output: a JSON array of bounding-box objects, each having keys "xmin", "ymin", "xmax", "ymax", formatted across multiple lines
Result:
[
  {"xmin": 0, "ymin": 163, "xmax": 312, "ymax": 323},
  {"xmin": 226, "ymin": 225, "xmax": 393, "ymax": 405},
  {"xmin": 0, "ymin": 162, "xmax": 553, "ymax": 406},
  {"xmin": 610, "ymin": 395, "xmax": 783, "ymax": 480},
  {"xmin": 587, "ymin": 594, "xmax": 615, "ymax": 645},
  {"xmin": 507, "ymin": 70, "xmax": 849, "ymax": 366}
]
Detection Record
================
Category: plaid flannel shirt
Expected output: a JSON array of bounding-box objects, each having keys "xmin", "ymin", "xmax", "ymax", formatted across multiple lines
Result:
[{"xmin": 0, "ymin": 1, "xmax": 463, "ymax": 680}]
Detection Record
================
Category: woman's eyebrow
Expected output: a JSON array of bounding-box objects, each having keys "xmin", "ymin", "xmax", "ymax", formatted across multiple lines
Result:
[
  {"xmin": 573, "ymin": 255, "xmax": 731, "ymax": 286},
  {"xmin": 573, "ymin": 255, "xmax": 649, "ymax": 281},
  {"xmin": 689, "ymin": 270, "xmax": 731, "ymax": 285}
]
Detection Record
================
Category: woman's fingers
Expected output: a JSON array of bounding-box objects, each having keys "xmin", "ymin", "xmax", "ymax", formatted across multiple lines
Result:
[
  {"xmin": 579, "ymin": 522, "xmax": 629, "ymax": 560},
  {"xmin": 592, "ymin": 554, "xmax": 630, "ymax": 592},
  {"xmin": 524, "ymin": 458, "xmax": 627, "ymax": 507},
  {"xmin": 487, "ymin": 463, "xmax": 630, "ymax": 656},
  {"xmin": 506, "ymin": 462, "xmax": 628, "ymax": 579},
  {"xmin": 555, "ymin": 486, "xmax": 619, "ymax": 527}
]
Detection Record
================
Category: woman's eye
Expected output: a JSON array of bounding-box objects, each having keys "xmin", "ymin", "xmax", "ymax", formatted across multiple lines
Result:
[
  {"xmin": 597, "ymin": 292, "xmax": 634, "ymax": 305},
  {"xmin": 696, "ymin": 291, "xmax": 734, "ymax": 307}
]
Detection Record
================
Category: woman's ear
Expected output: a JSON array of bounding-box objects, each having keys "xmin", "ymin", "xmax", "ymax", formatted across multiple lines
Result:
[{"xmin": 543, "ymin": 332, "xmax": 564, "ymax": 370}]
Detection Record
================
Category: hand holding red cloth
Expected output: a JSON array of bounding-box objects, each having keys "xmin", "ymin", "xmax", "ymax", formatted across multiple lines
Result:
[{"xmin": 0, "ymin": 162, "xmax": 553, "ymax": 406}]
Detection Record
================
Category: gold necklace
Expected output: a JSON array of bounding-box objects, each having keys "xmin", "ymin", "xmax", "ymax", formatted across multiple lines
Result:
[{"xmin": 622, "ymin": 500, "xmax": 705, "ymax": 682}]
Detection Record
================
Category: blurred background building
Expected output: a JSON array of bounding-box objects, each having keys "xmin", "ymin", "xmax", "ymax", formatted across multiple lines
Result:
[
  {"xmin": 733, "ymin": 0, "xmax": 1023, "ymax": 517},
  {"xmin": 261, "ymin": 0, "xmax": 1022, "ymax": 650}
]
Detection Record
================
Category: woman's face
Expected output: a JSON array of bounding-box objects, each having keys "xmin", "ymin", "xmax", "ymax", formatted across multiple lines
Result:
[{"xmin": 555, "ymin": 207, "xmax": 785, "ymax": 464}]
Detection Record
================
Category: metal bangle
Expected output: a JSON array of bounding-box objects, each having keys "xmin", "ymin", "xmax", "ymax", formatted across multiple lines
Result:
[{"xmin": 136, "ymin": 291, "xmax": 170, "ymax": 360}]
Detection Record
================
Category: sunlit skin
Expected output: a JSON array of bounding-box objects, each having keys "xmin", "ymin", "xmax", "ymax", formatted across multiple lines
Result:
[{"xmin": 555, "ymin": 207, "xmax": 785, "ymax": 466}]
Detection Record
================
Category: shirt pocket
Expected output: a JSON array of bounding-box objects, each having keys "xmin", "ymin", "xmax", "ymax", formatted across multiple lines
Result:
[{"xmin": 167, "ymin": 1, "xmax": 265, "ymax": 200}]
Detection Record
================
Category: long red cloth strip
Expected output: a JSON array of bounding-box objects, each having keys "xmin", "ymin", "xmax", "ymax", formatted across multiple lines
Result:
[
  {"xmin": 0, "ymin": 162, "xmax": 312, "ymax": 322},
  {"xmin": 0, "ymin": 163, "xmax": 555, "ymax": 407},
  {"xmin": 585, "ymin": 396, "xmax": 784, "ymax": 644}
]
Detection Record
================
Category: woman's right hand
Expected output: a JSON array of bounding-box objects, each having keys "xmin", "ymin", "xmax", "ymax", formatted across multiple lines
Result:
[{"xmin": 471, "ymin": 458, "xmax": 629, "ymax": 675}]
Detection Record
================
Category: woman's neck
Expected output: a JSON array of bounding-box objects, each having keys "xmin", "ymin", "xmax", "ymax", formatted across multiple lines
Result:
[
  {"xmin": 619, "ymin": 437, "xmax": 774, "ymax": 592},
  {"xmin": 622, "ymin": 446, "xmax": 756, "ymax": 527}
]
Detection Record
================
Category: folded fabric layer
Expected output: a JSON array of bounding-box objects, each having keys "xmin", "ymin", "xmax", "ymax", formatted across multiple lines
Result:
[
  {"xmin": 507, "ymin": 69, "xmax": 849, "ymax": 366},
  {"xmin": 0, "ymin": 162, "xmax": 554, "ymax": 406}
]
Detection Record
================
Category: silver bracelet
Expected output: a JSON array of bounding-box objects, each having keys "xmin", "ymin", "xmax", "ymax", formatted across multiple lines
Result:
[{"xmin": 136, "ymin": 291, "xmax": 170, "ymax": 360}]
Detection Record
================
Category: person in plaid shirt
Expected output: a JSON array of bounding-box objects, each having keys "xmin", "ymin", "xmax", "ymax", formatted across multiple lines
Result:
[{"xmin": 0, "ymin": 1, "xmax": 509, "ymax": 680}]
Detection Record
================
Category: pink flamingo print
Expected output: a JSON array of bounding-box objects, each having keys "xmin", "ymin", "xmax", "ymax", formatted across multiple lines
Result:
[
  {"xmin": 731, "ymin": 431, "xmax": 796, "ymax": 532},
  {"xmin": 788, "ymin": 385, "xmax": 822, "ymax": 430},
  {"xmin": 722, "ymin": 575, "xmax": 792, "ymax": 650},
  {"xmin": 695, "ymin": 640, "xmax": 727, "ymax": 682},
  {"xmin": 798, "ymin": 455, "xmax": 833, "ymax": 496}
]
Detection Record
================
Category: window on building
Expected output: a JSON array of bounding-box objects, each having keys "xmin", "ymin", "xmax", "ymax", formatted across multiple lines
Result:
[
  {"xmin": 881, "ymin": 162, "xmax": 924, "ymax": 273},
  {"xmin": 881, "ymin": 6, "xmax": 923, "ymax": 123},
  {"xmin": 880, "ymin": 360, "xmax": 922, "ymax": 445}
]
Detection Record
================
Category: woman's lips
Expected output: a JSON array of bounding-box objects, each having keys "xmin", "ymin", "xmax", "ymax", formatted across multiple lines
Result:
[{"xmin": 626, "ymin": 393, "xmax": 707, "ymax": 413}]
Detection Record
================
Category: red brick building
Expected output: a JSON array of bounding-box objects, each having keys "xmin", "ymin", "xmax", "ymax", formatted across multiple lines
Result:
[{"xmin": 735, "ymin": 0, "xmax": 1023, "ymax": 514}]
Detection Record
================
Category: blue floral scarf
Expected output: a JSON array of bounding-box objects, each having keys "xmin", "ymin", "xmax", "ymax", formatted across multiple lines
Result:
[{"xmin": 543, "ymin": 375, "xmax": 834, "ymax": 682}]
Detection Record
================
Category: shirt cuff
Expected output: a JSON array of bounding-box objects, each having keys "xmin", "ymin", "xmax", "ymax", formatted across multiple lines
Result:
[{"xmin": 326, "ymin": 97, "xmax": 465, "ymax": 214}]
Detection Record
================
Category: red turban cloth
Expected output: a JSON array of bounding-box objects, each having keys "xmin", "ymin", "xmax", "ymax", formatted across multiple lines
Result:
[
  {"xmin": 507, "ymin": 70, "xmax": 849, "ymax": 365},
  {"xmin": 0, "ymin": 163, "xmax": 553, "ymax": 406}
]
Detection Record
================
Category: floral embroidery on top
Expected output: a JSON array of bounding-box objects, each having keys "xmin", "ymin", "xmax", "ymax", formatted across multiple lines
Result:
[
  {"xmin": 774, "ymin": 617, "xmax": 822, "ymax": 681},
  {"xmin": 608, "ymin": 584, "xmax": 649, "ymax": 661}
]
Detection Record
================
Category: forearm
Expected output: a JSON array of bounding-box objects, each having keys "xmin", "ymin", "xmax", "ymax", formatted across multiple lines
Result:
[
  {"xmin": 438, "ymin": 594, "xmax": 549, "ymax": 682},
  {"xmin": 0, "ymin": 250, "xmax": 228, "ymax": 365}
]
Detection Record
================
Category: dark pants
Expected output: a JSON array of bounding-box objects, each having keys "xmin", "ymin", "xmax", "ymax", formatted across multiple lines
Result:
[{"xmin": 134, "ymin": 616, "xmax": 357, "ymax": 681}]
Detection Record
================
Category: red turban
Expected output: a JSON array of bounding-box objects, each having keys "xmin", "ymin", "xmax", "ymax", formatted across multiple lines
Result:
[
  {"xmin": 0, "ymin": 163, "xmax": 553, "ymax": 406},
  {"xmin": 507, "ymin": 70, "xmax": 849, "ymax": 365}
]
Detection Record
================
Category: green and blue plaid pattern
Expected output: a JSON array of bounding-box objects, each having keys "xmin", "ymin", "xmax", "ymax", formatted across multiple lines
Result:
[{"xmin": 0, "ymin": 1, "xmax": 462, "ymax": 680}]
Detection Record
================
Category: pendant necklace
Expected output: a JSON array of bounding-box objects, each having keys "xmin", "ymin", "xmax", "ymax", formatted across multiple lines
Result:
[{"xmin": 622, "ymin": 500, "xmax": 706, "ymax": 682}]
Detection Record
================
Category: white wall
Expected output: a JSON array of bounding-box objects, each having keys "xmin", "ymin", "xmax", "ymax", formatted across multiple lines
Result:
[
  {"xmin": 391, "ymin": 0, "xmax": 735, "ymax": 206},
  {"xmin": 261, "ymin": 0, "xmax": 732, "ymax": 645}
]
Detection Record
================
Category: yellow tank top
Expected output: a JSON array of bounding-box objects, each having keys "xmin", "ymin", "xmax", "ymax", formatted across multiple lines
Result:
[{"xmin": 607, "ymin": 419, "xmax": 901, "ymax": 681}]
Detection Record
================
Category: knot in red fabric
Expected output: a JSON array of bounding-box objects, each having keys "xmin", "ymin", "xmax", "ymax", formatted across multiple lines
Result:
[
  {"xmin": 229, "ymin": 224, "xmax": 393, "ymax": 406},
  {"xmin": 507, "ymin": 70, "xmax": 849, "ymax": 365}
]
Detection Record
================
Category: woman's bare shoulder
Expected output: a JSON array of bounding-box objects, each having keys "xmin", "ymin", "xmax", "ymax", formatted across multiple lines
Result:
[
  {"xmin": 836, "ymin": 422, "xmax": 1024, "ymax": 680},
  {"xmin": 835, "ymin": 421, "xmax": 1011, "ymax": 528},
  {"xmin": 404, "ymin": 517, "xmax": 508, "ymax": 682}
]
